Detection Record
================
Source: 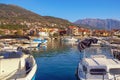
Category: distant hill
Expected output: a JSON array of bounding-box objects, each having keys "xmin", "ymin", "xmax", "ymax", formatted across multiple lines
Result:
[
  {"xmin": 0, "ymin": 4, "xmax": 73, "ymax": 29},
  {"xmin": 74, "ymin": 18, "xmax": 120, "ymax": 30}
]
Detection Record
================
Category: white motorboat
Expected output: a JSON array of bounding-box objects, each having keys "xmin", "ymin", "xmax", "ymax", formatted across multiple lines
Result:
[
  {"xmin": 62, "ymin": 37, "xmax": 78, "ymax": 42},
  {"xmin": 0, "ymin": 35, "xmax": 37, "ymax": 80},
  {"xmin": 22, "ymin": 38, "xmax": 48, "ymax": 48},
  {"xmin": 77, "ymin": 54, "xmax": 120, "ymax": 80},
  {"xmin": 109, "ymin": 43, "xmax": 120, "ymax": 48},
  {"xmin": 77, "ymin": 39, "xmax": 120, "ymax": 80}
]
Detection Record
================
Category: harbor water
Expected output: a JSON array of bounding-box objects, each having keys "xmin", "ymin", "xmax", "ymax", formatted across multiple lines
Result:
[{"xmin": 33, "ymin": 40, "xmax": 112, "ymax": 80}]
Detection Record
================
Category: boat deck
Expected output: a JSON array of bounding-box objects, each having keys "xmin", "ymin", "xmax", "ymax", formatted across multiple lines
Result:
[
  {"xmin": 84, "ymin": 55, "xmax": 120, "ymax": 66},
  {"xmin": 0, "ymin": 53, "xmax": 31, "ymax": 80}
]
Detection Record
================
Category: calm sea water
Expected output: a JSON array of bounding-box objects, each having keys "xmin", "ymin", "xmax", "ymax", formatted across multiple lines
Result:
[{"xmin": 32, "ymin": 40, "xmax": 112, "ymax": 80}]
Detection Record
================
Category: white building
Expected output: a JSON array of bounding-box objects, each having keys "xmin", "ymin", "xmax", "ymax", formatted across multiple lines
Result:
[{"xmin": 38, "ymin": 32, "xmax": 49, "ymax": 37}]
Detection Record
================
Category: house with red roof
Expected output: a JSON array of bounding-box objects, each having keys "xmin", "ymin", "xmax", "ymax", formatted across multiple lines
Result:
[
  {"xmin": 92, "ymin": 30, "xmax": 111, "ymax": 37},
  {"xmin": 78, "ymin": 28, "xmax": 91, "ymax": 37},
  {"xmin": 67, "ymin": 26, "xmax": 79, "ymax": 35}
]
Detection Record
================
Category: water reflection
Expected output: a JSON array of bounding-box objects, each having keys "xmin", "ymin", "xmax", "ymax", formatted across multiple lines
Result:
[
  {"xmin": 33, "ymin": 40, "xmax": 80, "ymax": 80},
  {"xmin": 33, "ymin": 40, "xmax": 112, "ymax": 80}
]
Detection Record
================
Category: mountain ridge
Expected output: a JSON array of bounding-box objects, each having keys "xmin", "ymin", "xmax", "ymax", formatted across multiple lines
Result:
[
  {"xmin": 0, "ymin": 4, "xmax": 73, "ymax": 29},
  {"xmin": 74, "ymin": 18, "xmax": 120, "ymax": 30}
]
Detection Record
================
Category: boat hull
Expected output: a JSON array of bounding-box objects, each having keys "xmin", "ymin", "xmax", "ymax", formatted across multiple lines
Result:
[
  {"xmin": 32, "ymin": 74, "xmax": 36, "ymax": 80},
  {"xmin": 17, "ymin": 56, "xmax": 37, "ymax": 80}
]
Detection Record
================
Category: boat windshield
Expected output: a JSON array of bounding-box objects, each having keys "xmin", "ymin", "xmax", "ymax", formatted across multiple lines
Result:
[
  {"xmin": 110, "ymin": 68, "xmax": 120, "ymax": 75},
  {"xmin": 83, "ymin": 47, "xmax": 113, "ymax": 59},
  {"xmin": 0, "ymin": 51, "xmax": 23, "ymax": 58},
  {"xmin": 90, "ymin": 69, "xmax": 106, "ymax": 75}
]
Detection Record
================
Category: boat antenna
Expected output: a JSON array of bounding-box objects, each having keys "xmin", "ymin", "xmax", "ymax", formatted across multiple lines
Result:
[{"xmin": 29, "ymin": 37, "xmax": 32, "ymax": 54}]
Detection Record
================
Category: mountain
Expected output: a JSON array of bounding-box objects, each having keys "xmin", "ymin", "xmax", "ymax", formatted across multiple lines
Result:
[
  {"xmin": 74, "ymin": 18, "xmax": 120, "ymax": 30},
  {"xmin": 0, "ymin": 4, "xmax": 73, "ymax": 29}
]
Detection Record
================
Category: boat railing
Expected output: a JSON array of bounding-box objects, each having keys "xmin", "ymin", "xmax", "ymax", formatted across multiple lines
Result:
[
  {"xmin": 14, "ymin": 65, "xmax": 34, "ymax": 79},
  {"xmin": 14, "ymin": 56, "xmax": 36, "ymax": 79},
  {"xmin": 79, "ymin": 71, "xmax": 120, "ymax": 80}
]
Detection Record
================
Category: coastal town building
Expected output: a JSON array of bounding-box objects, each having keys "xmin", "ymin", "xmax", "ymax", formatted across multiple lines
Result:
[
  {"xmin": 113, "ymin": 30, "xmax": 120, "ymax": 36},
  {"xmin": 67, "ymin": 26, "xmax": 79, "ymax": 36},
  {"xmin": 92, "ymin": 30, "xmax": 111, "ymax": 37},
  {"xmin": 78, "ymin": 28, "xmax": 91, "ymax": 37}
]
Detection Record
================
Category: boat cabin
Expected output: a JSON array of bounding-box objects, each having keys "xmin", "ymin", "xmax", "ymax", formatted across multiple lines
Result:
[{"xmin": 78, "ymin": 55, "xmax": 120, "ymax": 80}]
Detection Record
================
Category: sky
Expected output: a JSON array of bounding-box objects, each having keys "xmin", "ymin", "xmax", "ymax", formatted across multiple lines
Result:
[{"xmin": 0, "ymin": 0, "xmax": 120, "ymax": 22}]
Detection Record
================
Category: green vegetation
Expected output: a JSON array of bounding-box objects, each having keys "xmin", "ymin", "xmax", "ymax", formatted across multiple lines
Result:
[
  {"xmin": 53, "ymin": 33, "xmax": 59, "ymax": 37},
  {"xmin": 0, "ymin": 4, "xmax": 74, "ymax": 29},
  {"xmin": 0, "ymin": 24, "xmax": 27, "ymax": 30},
  {"xmin": 15, "ymin": 30, "xmax": 23, "ymax": 35},
  {"xmin": 0, "ymin": 31, "xmax": 5, "ymax": 35}
]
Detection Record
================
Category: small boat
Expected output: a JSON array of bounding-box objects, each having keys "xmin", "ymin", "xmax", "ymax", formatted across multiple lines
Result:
[
  {"xmin": 77, "ymin": 54, "xmax": 120, "ymax": 80},
  {"xmin": 110, "ymin": 43, "xmax": 120, "ymax": 48},
  {"xmin": 77, "ymin": 38, "xmax": 120, "ymax": 80},
  {"xmin": 22, "ymin": 38, "xmax": 48, "ymax": 48},
  {"xmin": 33, "ymin": 38, "xmax": 47, "ymax": 44},
  {"xmin": 62, "ymin": 37, "xmax": 78, "ymax": 42},
  {"xmin": 0, "ymin": 35, "xmax": 37, "ymax": 80},
  {"xmin": 0, "ymin": 47, "xmax": 37, "ymax": 80}
]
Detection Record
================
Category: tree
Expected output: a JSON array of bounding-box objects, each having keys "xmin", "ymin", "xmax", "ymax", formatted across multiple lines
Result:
[
  {"xmin": 53, "ymin": 33, "xmax": 59, "ymax": 37},
  {"xmin": 0, "ymin": 31, "xmax": 5, "ymax": 35},
  {"xmin": 15, "ymin": 30, "xmax": 23, "ymax": 36}
]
